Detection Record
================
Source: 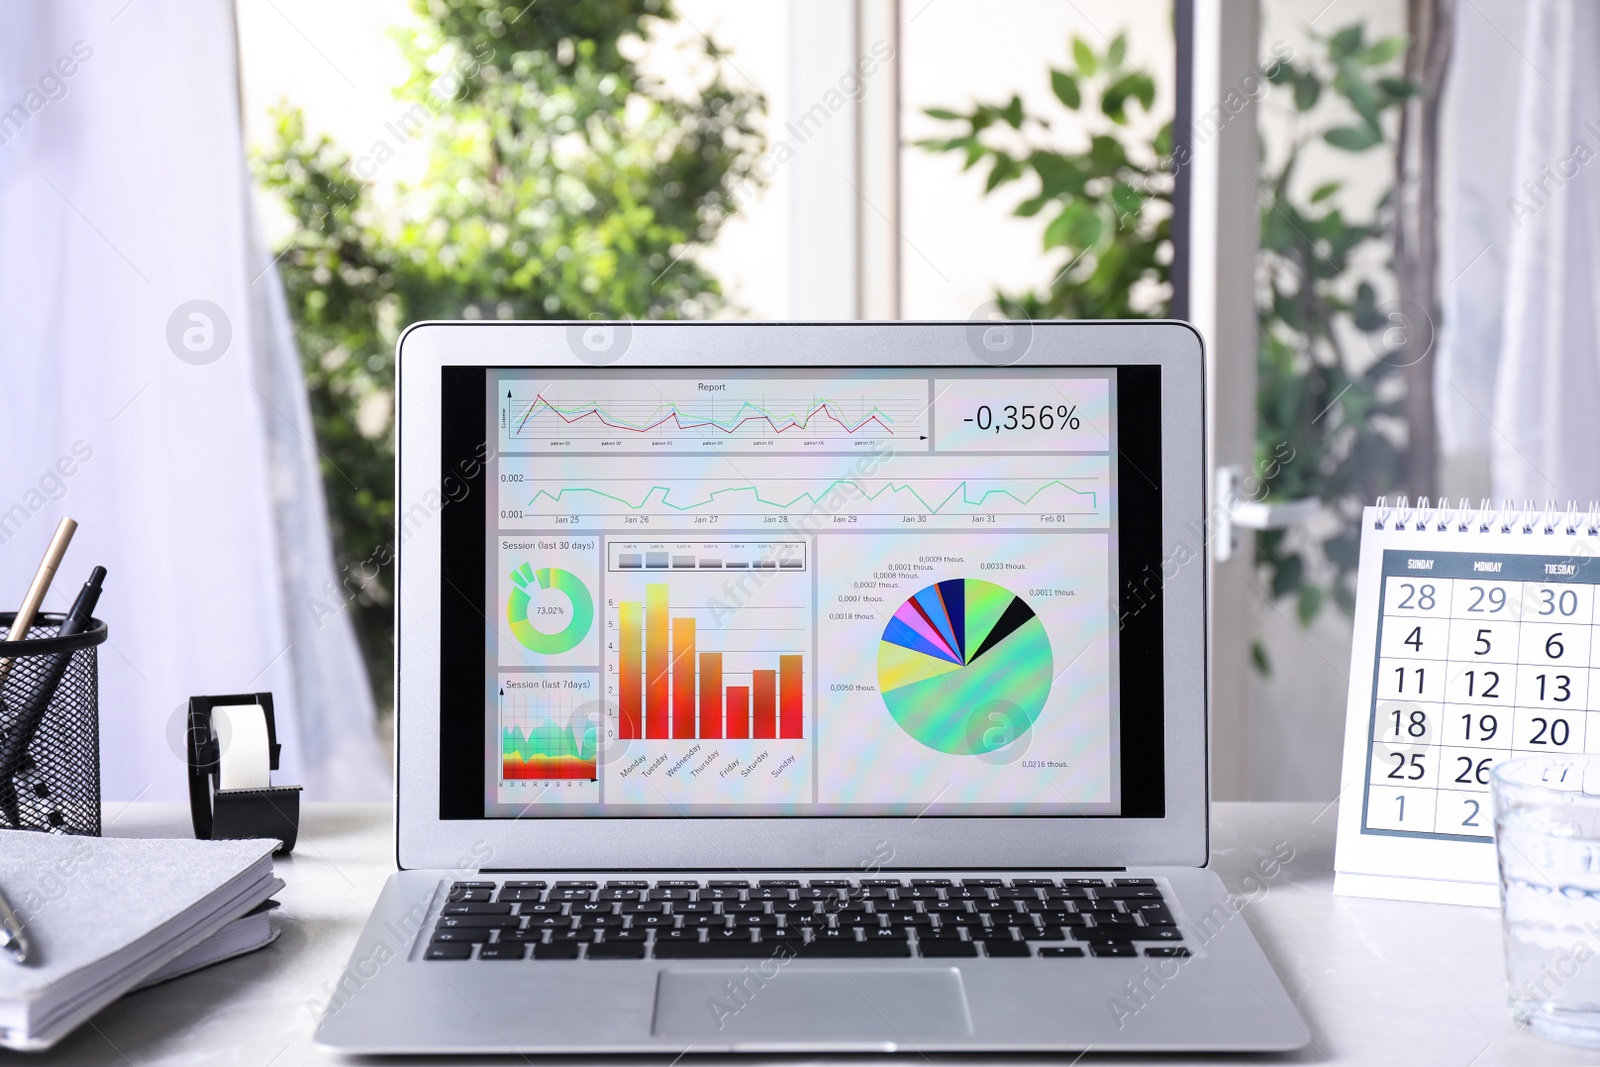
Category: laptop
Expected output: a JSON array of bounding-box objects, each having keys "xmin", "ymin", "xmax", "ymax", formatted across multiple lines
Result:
[{"xmin": 314, "ymin": 320, "xmax": 1310, "ymax": 1053}]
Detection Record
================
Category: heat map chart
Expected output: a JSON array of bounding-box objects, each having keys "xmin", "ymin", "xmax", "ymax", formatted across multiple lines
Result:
[
  {"xmin": 497, "ymin": 684, "xmax": 600, "ymax": 781},
  {"xmin": 498, "ymin": 377, "xmax": 930, "ymax": 453}
]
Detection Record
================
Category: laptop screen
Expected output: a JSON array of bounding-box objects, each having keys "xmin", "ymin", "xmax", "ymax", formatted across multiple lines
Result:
[{"xmin": 435, "ymin": 365, "xmax": 1165, "ymax": 820}]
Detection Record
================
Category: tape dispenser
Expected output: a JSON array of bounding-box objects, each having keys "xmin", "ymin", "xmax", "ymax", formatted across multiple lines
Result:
[{"xmin": 185, "ymin": 692, "xmax": 302, "ymax": 854}]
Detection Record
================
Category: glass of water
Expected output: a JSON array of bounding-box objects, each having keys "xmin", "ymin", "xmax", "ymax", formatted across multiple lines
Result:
[{"xmin": 1494, "ymin": 755, "xmax": 1600, "ymax": 1047}]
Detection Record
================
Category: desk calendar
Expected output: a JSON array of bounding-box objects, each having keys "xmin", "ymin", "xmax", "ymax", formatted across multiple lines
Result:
[{"xmin": 1334, "ymin": 500, "xmax": 1600, "ymax": 906}]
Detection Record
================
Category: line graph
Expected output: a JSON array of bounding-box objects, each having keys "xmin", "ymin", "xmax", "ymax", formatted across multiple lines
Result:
[
  {"xmin": 512, "ymin": 395, "xmax": 904, "ymax": 437},
  {"xmin": 500, "ymin": 475, "xmax": 1107, "ymax": 531},
  {"xmin": 498, "ymin": 378, "xmax": 930, "ymax": 452},
  {"xmin": 527, "ymin": 478, "xmax": 1099, "ymax": 514}
]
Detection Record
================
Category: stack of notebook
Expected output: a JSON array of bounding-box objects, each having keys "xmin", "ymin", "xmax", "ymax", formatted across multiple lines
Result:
[{"xmin": 0, "ymin": 832, "xmax": 283, "ymax": 1051}]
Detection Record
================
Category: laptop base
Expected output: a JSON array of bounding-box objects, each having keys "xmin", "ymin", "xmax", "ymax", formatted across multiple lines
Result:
[{"xmin": 315, "ymin": 865, "xmax": 1308, "ymax": 1054}]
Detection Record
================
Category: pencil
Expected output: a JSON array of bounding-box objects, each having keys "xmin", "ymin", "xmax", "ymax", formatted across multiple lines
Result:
[{"xmin": 0, "ymin": 517, "xmax": 77, "ymax": 690}]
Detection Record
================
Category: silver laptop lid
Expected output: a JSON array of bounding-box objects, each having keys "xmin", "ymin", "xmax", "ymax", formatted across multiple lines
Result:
[{"xmin": 394, "ymin": 321, "xmax": 1206, "ymax": 870}]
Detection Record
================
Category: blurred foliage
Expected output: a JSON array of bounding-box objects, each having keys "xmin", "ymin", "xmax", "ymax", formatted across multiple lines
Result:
[
  {"xmin": 917, "ymin": 33, "xmax": 1172, "ymax": 318},
  {"xmin": 921, "ymin": 23, "xmax": 1416, "ymax": 674},
  {"xmin": 1254, "ymin": 22, "xmax": 1415, "ymax": 655},
  {"xmin": 254, "ymin": 0, "xmax": 765, "ymax": 708}
]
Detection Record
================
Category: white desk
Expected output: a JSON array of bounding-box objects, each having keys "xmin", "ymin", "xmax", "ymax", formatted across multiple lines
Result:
[{"xmin": 19, "ymin": 802, "xmax": 1588, "ymax": 1064}]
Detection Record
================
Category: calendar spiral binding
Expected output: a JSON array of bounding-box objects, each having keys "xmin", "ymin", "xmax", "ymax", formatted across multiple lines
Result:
[{"xmin": 1371, "ymin": 497, "xmax": 1600, "ymax": 537}]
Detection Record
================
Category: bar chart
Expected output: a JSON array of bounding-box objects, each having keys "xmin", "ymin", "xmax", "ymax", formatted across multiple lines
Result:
[
  {"xmin": 613, "ymin": 581, "xmax": 806, "ymax": 742},
  {"xmin": 608, "ymin": 540, "xmax": 807, "ymax": 572}
]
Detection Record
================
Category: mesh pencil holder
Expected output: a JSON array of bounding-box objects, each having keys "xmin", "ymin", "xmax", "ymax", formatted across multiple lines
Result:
[{"xmin": 0, "ymin": 611, "xmax": 104, "ymax": 836}]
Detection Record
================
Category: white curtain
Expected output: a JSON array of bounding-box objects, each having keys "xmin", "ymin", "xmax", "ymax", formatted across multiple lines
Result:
[
  {"xmin": 0, "ymin": 0, "xmax": 388, "ymax": 801},
  {"xmin": 1438, "ymin": 0, "xmax": 1600, "ymax": 504}
]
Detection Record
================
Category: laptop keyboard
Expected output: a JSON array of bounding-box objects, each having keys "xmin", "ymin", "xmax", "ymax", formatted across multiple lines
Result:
[{"xmin": 425, "ymin": 876, "xmax": 1187, "ymax": 961}]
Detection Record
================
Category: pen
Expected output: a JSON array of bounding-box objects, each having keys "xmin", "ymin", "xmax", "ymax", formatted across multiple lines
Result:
[
  {"xmin": 0, "ymin": 517, "xmax": 77, "ymax": 692},
  {"xmin": 0, "ymin": 882, "xmax": 28, "ymax": 964},
  {"xmin": 0, "ymin": 567, "xmax": 104, "ymax": 829}
]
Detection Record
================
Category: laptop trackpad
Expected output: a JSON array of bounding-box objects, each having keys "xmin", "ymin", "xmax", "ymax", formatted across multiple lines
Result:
[{"xmin": 653, "ymin": 968, "xmax": 973, "ymax": 1044}]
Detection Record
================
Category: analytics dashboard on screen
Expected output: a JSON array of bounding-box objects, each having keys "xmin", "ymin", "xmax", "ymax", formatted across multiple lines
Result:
[{"xmin": 463, "ymin": 367, "xmax": 1135, "ymax": 819}]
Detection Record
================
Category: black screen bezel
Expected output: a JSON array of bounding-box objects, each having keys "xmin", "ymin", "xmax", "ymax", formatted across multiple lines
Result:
[{"xmin": 437, "ymin": 365, "xmax": 1163, "ymax": 819}]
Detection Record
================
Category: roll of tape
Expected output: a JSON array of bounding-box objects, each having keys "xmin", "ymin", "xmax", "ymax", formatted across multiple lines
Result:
[{"xmin": 213, "ymin": 704, "xmax": 272, "ymax": 790}]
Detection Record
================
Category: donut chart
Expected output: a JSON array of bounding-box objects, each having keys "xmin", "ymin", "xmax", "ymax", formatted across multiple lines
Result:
[
  {"xmin": 506, "ymin": 565, "xmax": 595, "ymax": 654},
  {"xmin": 877, "ymin": 578, "xmax": 1053, "ymax": 755}
]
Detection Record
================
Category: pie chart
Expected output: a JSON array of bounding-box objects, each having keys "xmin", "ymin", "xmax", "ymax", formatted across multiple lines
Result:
[
  {"xmin": 877, "ymin": 578, "xmax": 1053, "ymax": 755},
  {"xmin": 507, "ymin": 564, "xmax": 595, "ymax": 654}
]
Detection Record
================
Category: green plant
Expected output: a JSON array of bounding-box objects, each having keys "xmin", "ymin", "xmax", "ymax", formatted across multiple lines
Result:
[
  {"xmin": 917, "ymin": 33, "xmax": 1171, "ymax": 318},
  {"xmin": 1254, "ymin": 23, "xmax": 1415, "ymax": 641},
  {"xmin": 254, "ymin": 0, "xmax": 765, "ymax": 708},
  {"xmin": 920, "ymin": 23, "xmax": 1416, "ymax": 674}
]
